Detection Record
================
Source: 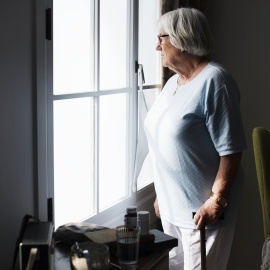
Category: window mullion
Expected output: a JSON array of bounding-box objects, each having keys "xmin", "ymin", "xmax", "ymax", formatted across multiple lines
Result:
[
  {"xmin": 95, "ymin": 0, "xmax": 100, "ymax": 215},
  {"xmin": 95, "ymin": 0, "xmax": 100, "ymax": 94},
  {"xmin": 131, "ymin": 0, "xmax": 139, "ymax": 196},
  {"xmin": 52, "ymin": 88, "xmax": 132, "ymax": 100},
  {"xmin": 126, "ymin": 0, "xmax": 132, "ymax": 197}
]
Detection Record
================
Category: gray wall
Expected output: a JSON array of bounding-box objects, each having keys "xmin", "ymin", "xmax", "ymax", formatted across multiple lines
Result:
[
  {"xmin": 208, "ymin": 0, "xmax": 269, "ymax": 269},
  {"xmin": 0, "ymin": 0, "xmax": 268, "ymax": 269},
  {"xmin": 0, "ymin": 0, "xmax": 37, "ymax": 269}
]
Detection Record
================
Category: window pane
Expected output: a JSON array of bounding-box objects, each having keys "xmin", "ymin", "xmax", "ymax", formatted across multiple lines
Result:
[
  {"xmin": 139, "ymin": 0, "xmax": 161, "ymax": 85},
  {"xmin": 100, "ymin": 0, "xmax": 127, "ymax": 90},
  {"xmin": 54, "ymin": 98, "xmax": 94, "ymax": 228},
  {"xmin": 53, "ymin": 0, "xmax": 93, "ymax": 94},
  {"xmin": 141, "ymin": 88, "xmax": 161, "ymax": 110},
  {"xmin": 99, "ymin": 94, "xmax": 128, "ymax": 210},
  {"xmin": 137, "ymin": 154, "xmax": 154, "ymax": 190},
  {"xmin": 137, "ymin": 88, "xmax": 160, "ymax": 190}
]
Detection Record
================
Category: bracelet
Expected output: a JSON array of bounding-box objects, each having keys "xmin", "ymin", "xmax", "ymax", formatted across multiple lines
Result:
[{"xmin": 210, "ymin": 191, "xmax": 228, "ymax": 208}]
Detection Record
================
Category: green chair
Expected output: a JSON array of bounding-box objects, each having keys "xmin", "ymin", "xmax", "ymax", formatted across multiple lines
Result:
[{"xmin": 253, "ymin": 127, "xmax": 270, "ymax": 240}]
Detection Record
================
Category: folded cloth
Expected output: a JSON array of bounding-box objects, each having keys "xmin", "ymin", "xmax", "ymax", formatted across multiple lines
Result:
[
  {"xmin": 262, "ymin": 237, "xmax": 270, "ymax": 270},
  {"xmin": 54, "ymin": 222, "xmax": 108, "ymax": 246}
]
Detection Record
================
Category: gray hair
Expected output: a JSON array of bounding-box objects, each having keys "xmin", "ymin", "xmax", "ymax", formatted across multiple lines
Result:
[{"xmin": 157, "ymin": 8, "xmax": 214, "ymax": 57}]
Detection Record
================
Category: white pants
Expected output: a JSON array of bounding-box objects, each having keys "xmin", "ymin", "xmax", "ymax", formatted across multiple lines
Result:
[{"xmin": 162, "ymin": 219, "xmax": 235, "ymax": 270}]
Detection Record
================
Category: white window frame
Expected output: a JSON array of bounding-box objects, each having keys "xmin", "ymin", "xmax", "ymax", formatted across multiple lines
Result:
[
  {"xmin": 36, "ymin": 0, "xmax": 159, "ymax": 228},
  {"xmin": 36, "ymin": 0, "xmax": 140, "ymax": 227}
]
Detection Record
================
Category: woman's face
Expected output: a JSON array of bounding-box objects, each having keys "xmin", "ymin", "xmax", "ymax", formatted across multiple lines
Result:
[{"xmin": 156, "ymin": 33, "xmax": 182, "ymax": 70}]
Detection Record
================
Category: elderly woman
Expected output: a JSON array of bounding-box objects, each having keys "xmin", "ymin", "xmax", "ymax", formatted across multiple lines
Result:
[{"xmin": 144, "ymin": 8, "xmax": 246, "ymax": 270}]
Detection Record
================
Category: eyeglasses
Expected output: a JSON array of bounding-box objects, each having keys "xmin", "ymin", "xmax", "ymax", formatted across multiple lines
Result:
[{"xmin": 157, "ymin": 34, "xmax": 169, "ymax": 44}]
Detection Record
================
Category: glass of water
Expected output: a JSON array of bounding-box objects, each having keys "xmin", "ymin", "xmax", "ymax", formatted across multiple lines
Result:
[{"xmin": 115, "ymin": 225, "xmax": 140, "ymax": 267}]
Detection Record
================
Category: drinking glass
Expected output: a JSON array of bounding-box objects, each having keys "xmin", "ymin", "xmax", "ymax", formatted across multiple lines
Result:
[{"xmin": 115, "ymin": 225, "xmax": 140, "ymax": 266}]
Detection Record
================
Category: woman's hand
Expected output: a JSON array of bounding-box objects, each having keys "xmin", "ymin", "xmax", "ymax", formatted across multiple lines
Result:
[
  {"xmin": 154, "ymin": 197, "xmax": 161, "ymax": 219},
  {"xmin": 194, "ymin": 198, "xmax": 224, "ymax": 229},
  {"xmin": 194, "ymin": 153, "xmax": 242, "ymax": 229}
]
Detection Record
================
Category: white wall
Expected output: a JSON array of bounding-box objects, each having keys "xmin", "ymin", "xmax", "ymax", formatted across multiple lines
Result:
[
  {"xmin": 208, "ymin": 1, "xmax": 270, "ymax": 269},
  {"xmin": 0, "ymin": 0, "xmax": 269, "ymax": 269}
]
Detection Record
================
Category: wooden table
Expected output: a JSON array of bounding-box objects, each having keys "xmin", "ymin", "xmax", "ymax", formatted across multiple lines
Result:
[{"xmin": 54, "ymin": 229, "xmax": 178, "ymax": 270}]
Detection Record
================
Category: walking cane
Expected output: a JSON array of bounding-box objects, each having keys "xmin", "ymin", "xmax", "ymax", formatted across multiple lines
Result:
[
  {"xmin": 193, "ymin": 212, "xmax": 224, "ymax": 270},
  {"xmin": 200, "ymin": 223, "xmax": 207, "ymax": 270},
  {"xmin": 192, "ymin": 212, "xmax": 207, "ymax": 270}
]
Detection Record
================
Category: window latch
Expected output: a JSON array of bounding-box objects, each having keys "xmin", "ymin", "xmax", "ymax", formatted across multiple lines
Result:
[{"xmin": 135, "ymin": 61, "xmax": 145, "ymax": 84}]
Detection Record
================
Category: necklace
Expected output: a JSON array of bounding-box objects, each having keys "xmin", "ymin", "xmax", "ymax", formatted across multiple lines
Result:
[{"xmin": 172, "ymin": 61, "xmax": 202, "ymax": 96}]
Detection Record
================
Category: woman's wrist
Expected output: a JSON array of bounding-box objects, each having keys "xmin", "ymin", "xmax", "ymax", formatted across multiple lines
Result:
[{"xmin": 210, "ymin": 191, "xmax": 228, "ymax": 208}]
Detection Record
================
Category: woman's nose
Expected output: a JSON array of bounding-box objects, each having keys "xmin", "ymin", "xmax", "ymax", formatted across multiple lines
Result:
[{"xmin": 156, "ymin": 42, "xmax": 162, "ymax": 51}]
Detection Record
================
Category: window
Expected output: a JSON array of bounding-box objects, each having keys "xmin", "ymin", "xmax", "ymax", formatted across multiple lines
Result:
[
  {"xmin": 37, "ymin": 0, "xmax": 161, "ymax": 229},
  {"xmin": 137, "ymin": 0, "xmax": 161, "ymax": 189}
]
